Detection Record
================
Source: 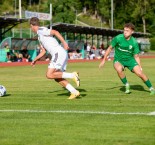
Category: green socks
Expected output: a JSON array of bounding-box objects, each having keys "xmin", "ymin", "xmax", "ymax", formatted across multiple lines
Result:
[
  {"xmin": 121, "ymin": 77, "xmax": 128, "ymax": 85},
  {"xmin": 144, "ymin": 79, "xmax": 152, "ymax": 88}
]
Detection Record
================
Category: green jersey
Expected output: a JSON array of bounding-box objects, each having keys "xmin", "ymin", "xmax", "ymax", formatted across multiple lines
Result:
[{"xmin": 111, "ymin": 34, "xmax": 140, "ymax": 60}]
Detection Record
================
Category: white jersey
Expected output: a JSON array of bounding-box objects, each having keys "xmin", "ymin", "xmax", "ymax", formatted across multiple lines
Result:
[
  {"xmin": 37, "ymin": 27, "xmax": 65, "ymax": 55},
  {"xmin": 37, "ymin": 27, "xmax": 68, "ymax": 71}
]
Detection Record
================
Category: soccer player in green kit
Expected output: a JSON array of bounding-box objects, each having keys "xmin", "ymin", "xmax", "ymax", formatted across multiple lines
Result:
[{"xmin": 99, "ymin": 23, "xmax": 155, "ymax": 95}]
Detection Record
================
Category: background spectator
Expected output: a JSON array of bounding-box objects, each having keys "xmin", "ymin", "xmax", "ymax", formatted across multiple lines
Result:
[
  {"xmin": 21, "ymin": 46, "xmax": 30, "ymax": 62},
  {"xmin": 89, "ymin": 47, "xmax": 96, "ymax": 59},
  {"xmin": 68, "ymin": 48, "xmax": 82, "ymax": 59},
  {"xmin": 4, "ymin": 43, "xmax": 11, "ymax": 62}
]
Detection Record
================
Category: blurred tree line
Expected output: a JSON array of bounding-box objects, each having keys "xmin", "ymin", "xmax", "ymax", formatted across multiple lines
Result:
[{"xmin": 0, "ymin": 0, "xmax": 155, "ymax": 36}]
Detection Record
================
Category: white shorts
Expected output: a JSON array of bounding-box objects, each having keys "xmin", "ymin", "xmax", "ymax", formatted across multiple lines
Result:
[{"xmin": 48, "ymin": 50, "xmax": 68, "ymax": 71}]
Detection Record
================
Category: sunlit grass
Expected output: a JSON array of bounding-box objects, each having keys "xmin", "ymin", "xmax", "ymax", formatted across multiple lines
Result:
[{"xmin": 0, "ymin": 58, "xmax": 155, "ymax": 145}]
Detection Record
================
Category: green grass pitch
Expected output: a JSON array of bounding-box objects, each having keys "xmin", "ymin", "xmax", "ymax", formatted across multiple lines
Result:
[{"xmin": 0, "ymin": 58, "xmax": 155, "ymax": 145}]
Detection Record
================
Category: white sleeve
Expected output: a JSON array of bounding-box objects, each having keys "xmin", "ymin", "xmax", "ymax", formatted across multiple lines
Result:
[{"xmin": 37, "ymin": 27, "xmax": 51, "ymax": 36}]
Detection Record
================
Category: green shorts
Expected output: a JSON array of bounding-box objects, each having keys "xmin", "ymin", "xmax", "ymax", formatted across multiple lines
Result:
[{"xmin": 113, "ymin": 58, "xmax": 138, "ymax": 71}]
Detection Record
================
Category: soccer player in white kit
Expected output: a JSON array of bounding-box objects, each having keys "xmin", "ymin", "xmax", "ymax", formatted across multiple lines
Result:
[{"xmin": 30, "ymin": 17, "xmax": 80, "ymax": 99}]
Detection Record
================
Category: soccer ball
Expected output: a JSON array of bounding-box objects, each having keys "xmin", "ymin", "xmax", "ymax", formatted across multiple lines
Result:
[{"xmin": 0, "ymin": 85, "xmax": 6, "ymax": 97}]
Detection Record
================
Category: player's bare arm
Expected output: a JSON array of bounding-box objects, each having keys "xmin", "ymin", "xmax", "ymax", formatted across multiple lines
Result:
[
  {"xmin": 31, "ymin": 46, "xmax": 46, "ymax": 66},
  {"xmin": 50, "ymin": 29, "xmax": 69, "ymax": 50},
  {"xmin": 99, "ymin": 45, "xmax": 113, "ymax": 68}
]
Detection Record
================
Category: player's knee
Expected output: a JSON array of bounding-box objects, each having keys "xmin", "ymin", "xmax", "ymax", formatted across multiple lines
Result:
[
  {"xmin": 115, "ymin": 67, "xmax": 123, "ymax": 74},
  {"xmin": 114, "ymin": 66, "xmax": 123, "ymax": 73},
  {"xmin": 46, "ymin": 73, "xmax": 54, "ymax": 79},
  {"xmin": 46, "ymin": 74, "xmax": 50, "ymax": 79}
]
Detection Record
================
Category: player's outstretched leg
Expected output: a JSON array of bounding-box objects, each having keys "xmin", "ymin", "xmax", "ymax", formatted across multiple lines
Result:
[
  {"xmin": 48, "ymin": 70, "xmax": 80, "ymax": 88},
  {"xmin": 133, "ymin": 65, "xmax": 155, "ymax": 95}
]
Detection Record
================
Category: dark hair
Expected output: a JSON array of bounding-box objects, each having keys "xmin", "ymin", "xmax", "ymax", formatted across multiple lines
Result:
[
  {"xmin": 124, "ymin": 23, "xmax": 135, "ymax": 31},
  {"xmin": 30, "ymin": 17, "xmax": 40, "ymax": 26}
]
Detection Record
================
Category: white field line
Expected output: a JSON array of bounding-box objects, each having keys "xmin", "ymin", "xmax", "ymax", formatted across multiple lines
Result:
[{"xmin": 0, "ymin": 110, "xmax": 155, "ymax": 116}]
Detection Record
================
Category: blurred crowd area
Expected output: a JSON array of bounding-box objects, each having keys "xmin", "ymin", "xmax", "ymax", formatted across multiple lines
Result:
[{"xmin": 0, "ymin": 38, "xmax": 151, "ymax": 63}]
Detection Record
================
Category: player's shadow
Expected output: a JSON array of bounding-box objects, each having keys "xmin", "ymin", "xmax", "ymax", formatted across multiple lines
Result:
[
  {"xmin": 48, "ymin": 89, "xmax": 66, "ymax": 93},
  {"xmin": 107, "ymin": 85, "xmax": 149, "ymax": 93},
  {"xmin": 106, "ymin": 86, "xmax": 123, "ymax": 90},
  {"xmin": 120, "ymin": 85, "xmax": 149, "ymax": 92},
  {"xmin": 1, "ymin": 94, "xmax": 11, "ymax": 97},
  {"xmin": 120, "ymin": 85, "xmax": 149, "ymax": 93},
  {"xmin": 49, "ymin": 88, "xmax": 87, "ymax": 99}
]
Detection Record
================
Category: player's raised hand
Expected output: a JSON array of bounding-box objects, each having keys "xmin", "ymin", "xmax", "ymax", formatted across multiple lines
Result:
[
  {"xmin": 99, "ymin": 60, "xmax": 105, "ymax": 68},
  {"xmin": 31, "ymin": 60, "xmax": 36, "ymax": 67}
]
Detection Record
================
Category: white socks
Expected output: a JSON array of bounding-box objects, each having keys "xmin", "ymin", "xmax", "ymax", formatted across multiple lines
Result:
[
  {"xmin": 125, "ymin": 83, "xmax": 129, "ymax": 87},
  {"xmin": 62, "ymin": 72, "xmax": 74, "ymax": 79},
  {"xmin": 149, "ymin": 87, "xmax": 154, "ymax": 91},
  {"xmin": 66, "ymin": 84, "xmax": 77, "ymax": 93}
]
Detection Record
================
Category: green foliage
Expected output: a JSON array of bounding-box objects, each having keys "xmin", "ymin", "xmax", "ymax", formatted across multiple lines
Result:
[
  {"xmin": 97, "ymin": 0, "xmax": 111, "ymax": 25},
  {"xmin": 0, "ymin": 0, "xmax": 155, "ymax": 36},
  {"xmin": 46, "ymin": 0, "xmax": 80, "ymax": 23},
  {"xmin": 78, "ymin": 14, "xmax": 106, "ymax": 28},
  {"xmin": 0, "ymin": 0, "xmax": 14, "ymax": 15}
]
